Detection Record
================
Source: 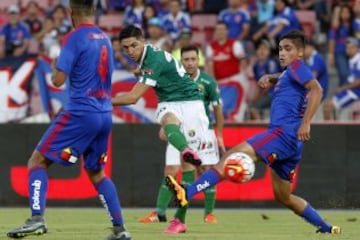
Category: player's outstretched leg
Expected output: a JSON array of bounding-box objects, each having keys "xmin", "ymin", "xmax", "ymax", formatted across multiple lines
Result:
[
  {"xmin": 166, "ymin": 168, "xmax": 223, "ymax": 207},
  {"xmin": 7, "ymin": 215, "xmax": 48, "ymax": 238},
  {"xmin": 270, "ymin": 169, "xmax": 341, "ymax": 235},
  {"xmin": 90, "ymin": 173, "xmax": 131, "ymax": 240}
]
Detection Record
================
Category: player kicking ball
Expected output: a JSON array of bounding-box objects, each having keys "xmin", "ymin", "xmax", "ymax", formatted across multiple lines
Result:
[
  {"xmin": 7, "ymin": 1, "xmax": 130, "ymax": 239},
  {"xmin": 112, "ymin": 26, "xmax": 210, "ymax": 169},
  {"xmin": 138, "ymin": 45, "xmax": 225, "ymax": 231},
  {"xmin": 166, "ymin": 30, "xmax": 341, "ymax": 234}
]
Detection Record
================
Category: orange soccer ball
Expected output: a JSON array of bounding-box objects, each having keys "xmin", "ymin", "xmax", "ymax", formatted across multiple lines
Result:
[{"xmin": 223, "ymin": 152, "xmax": 255, "ymax": 183}]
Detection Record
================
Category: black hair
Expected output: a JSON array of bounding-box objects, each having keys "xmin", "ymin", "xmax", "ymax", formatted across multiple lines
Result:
[
  {"xmin": 279, "ymin": 30, "xmax": 305, "ymax": 49},
  {"xmin": 70, "ymin": 0, "xmax": 94, "ymax": 16},
  {"xmin": 216, "ymin": 21, "xmax": 228, "ymax": 29},
  {"xmin": 119, "ymin": 25, "xmax": 144, "ymax": 41},
  {"xmin": 181, "ymin": 45, "xmax": 199, "ymax": 56}
]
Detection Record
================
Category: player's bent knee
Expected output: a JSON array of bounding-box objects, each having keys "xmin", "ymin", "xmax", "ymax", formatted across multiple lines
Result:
[
  {"xmin": 86, "ymin": 169, "xmax": 106, "ymax": 183},
  {"xmin": 27, "ymin": 150, "xmax": 51, "ymax": 169}
]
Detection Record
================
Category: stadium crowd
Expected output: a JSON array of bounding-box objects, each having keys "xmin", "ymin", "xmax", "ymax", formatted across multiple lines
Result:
[{"xmin": 1, "ymin": 0, "xmax": 360, "ymax": 122}]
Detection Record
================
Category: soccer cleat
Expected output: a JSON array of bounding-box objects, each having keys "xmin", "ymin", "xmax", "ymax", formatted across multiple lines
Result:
[
  {"xmin": 163, "ymin": 218, "xmax": 187, "ymax": 234},
  {"xmin": 7, "ymin": 216, "xmax": 48, "ymax": 238},
  {"xmin": 181, "ymin": 148, "xmax": 202, "ymax": 166},
  {"xmin": 104, "ymin": 225, "xmax": 131, "ymax": 240},
  {"xmin": 316, "ymin": 225, "xmax": 341, "ymax": 234},
  {"xmin": 165, "ymin": 175, "xmax": 188, "ymax": 207},
  {"xmin": 204, "ymin": 213, "xmax": 217, "ymax": 224},
  {"xmin": 138, "ymin": 211, "xmax": 167, "ymax": 223}
]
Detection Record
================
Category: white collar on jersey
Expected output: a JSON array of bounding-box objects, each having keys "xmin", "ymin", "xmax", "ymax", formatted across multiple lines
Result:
[
  {"xmin": 137, "ymin": 44, "xmax": 149, "ymax": 70},
  {"xmin": 193, "ymin": 68, "xmax": 200, "ymax": 81}
]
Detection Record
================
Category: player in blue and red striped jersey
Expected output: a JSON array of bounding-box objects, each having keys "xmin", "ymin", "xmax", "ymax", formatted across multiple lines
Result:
[
  {"xmin": 166, "ymin": 30, "xmax": 341, "ymax": 235},
  {"xmin": 7, "ymin": 1, "xmax": 131, "ymax": 240}
]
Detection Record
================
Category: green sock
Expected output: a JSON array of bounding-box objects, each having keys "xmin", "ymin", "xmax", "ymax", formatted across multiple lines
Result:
[
  {"xmin": 174, "ymin": 170, "xmax": 196, "ymax": 223},
  {"xmin": 164, "ymin": 124, "xmax": 188, "ymax": 152},
  {"xmin": 155, "ymin": 178, "xmax": 173, "ymax": 216},
  {"xmin": 204, "ymin": 186, "xmax": 216, "ymax": 215}
]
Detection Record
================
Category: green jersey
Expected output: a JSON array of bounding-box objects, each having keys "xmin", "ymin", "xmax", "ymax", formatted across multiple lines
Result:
[
  {"xmin": 194, "ymin": 69, "xmax": 222, "ymax": 129},
  {"xmin": 138, "ymin": 44, "xmax": 202, "ymax": 102}
]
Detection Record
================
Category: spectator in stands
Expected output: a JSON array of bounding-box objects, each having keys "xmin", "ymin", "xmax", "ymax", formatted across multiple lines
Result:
[
  {"xmin": 253, "ymin": 0, "xmax": 300, "ymax": 43},
  {"xmin": 0, "ymin": 5, "xmax": 31, "ymax": 58},
  {"xmin": 162, "ymin": 0, "xmax": 191, "ymax": 41},
  {"xmin": 111, "ymin": 37, "xmax": 136, "ymax": 71},
  {"xmin": 353, "ymin": 1, "xmax": 360, "ymax": 45},
  {"xmin": 108, "ymin": 0, "xmax": 127, "ymax": 12},
  {"xmin": 218, "ymin": 0, "xmax": 251, "ymax": 41},
  {"xmin": 172, "ymin": 29, "xmax": 206, "ymax": 68},
  {"xmin": 51, "ymin": 4, "xmax": 72, "ymax": 32},
  {"xmin": 196, "ymin": 0, "xmax": 228, "ymax": 14},
  {"xmin": 324, "ymin": 37, "xmax": 360, "ymax": 120},
  {"xmin": 146, "ymin": 17, "xmax": 172, "ymax": 52},
  {"xmin": 328, "ymin": 3, "xmax": 354, "ymax": 87},
  {"xmin": 37, "ymin": 16, "xmax": 57, "ymax": 57},
  {"xmin": 304, "ymin": 40, "xmax": 329, "ymax": 102},
  {"xmin": 249, "ymin": 39, "xmax": 280, "ymax": 120},
  {"xmin": 48, "ymin": 25, "xmax": 70, "ymax": 60},
  {"xmin": 123, "ymin": 0, "xmax": 146, "ymax": 27},
  {"xmin": 93, "ymin": 0, "xmax": 108, "ymax": 17},
  {"xmin": 149, "ymin": 0, "xmax": 170, "ymax": 17},
  {"xmin": 256, "ymin": 0, "xmax": 275, "ymax": 24},
  {"xmin": 142, "ymin": 3, "xmax": 158, "ymax": 37},
  {"xmin": 206, "ymin": 21, "xmax": 246, "ymax": 81},
  {"xmin": 295, "ymin": 0, "xmax": 316, "ymax": 10},
  {"xmin": 23, "ymin": 1, "xmax": 43, "ymax": 36}
]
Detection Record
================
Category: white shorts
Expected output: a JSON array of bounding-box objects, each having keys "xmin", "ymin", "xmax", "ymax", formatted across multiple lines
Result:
[
  {"xmin": 165, "ymin": 129, "xmax": 219, "ymax": 166},
  {"xmin": 156, "ymin": 100, "xmax": 213, "ymax": 164}
]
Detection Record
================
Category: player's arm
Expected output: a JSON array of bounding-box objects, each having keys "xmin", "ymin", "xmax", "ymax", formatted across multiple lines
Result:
[
  {"xmin": 52, "ymin": 68, "xmax": 67, "ymax": 87},
  {"xmin": 213, "ymin": 104, "xmax": 225, "ymax": 152},
  {"xmin": 112, "ymin": 82, "xmax": 150, "ymax": 105},
  {"xmin": 336, "ymin": 79, "xmax": 360, "ymax": 92},
  {"xmin": 258, "ymin": 72, "xmax": 282, "ymax": 88},
  {"xmin": 298, "ymin": 79, "xmax": 322, "ymax": 142}
]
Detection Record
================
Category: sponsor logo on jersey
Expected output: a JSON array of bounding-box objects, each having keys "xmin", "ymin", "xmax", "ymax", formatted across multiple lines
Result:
[
  {"xmin": 98, "ymin": 153, "xmax": 108, "ymax": 165},
  {"xmin": 31, "ymin": 180, "xmax": 42, "ymax": 210},
  {"xmin": 196, "ymin": 180, "xmax": 210, "ymax": 191}
]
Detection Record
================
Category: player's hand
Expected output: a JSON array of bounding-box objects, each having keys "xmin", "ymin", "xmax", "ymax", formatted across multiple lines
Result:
[
  {"xmin": 217, "ymin": 135, "xmax": 226, "ymax": 154},
  {"xmin": 297, "ymin": 122, "xmax": 311, "ymax": 142},
  {"xmin": 258, "ymin": 75, "xmax": 272, "ymax": 89}
]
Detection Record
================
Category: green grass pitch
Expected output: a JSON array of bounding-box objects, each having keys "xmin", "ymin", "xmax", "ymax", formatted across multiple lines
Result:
[{"xmin": 0, "ymin": 208, "xmax": 358, "ymax": 240}]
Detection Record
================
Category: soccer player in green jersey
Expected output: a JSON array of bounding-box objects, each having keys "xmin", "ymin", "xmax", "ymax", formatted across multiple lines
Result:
[
  {"xmin": 112, "ymin": 24, "xmax": 209, "ymax": 177},
  {"xmin": 138, "ymin": 45, "xmax": 225, "ymax": 232}
]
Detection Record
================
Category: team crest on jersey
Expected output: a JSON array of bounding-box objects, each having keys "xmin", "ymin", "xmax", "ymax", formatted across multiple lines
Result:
[
  {"xmin": 60, "ymin": 147, "xmax": 79, "ymax": 163},
  {"xmin": 188, "ymin": 129, "xmax": 196, "ymax": 137},
  {"xmin": 288, "ymin": 169, "xmax": 296, "ymax": 181},
  {"xmin": 141, "ymin": 68, "xmax": 153, "ymax": 75},
  {"xmin": 267, "ymin": 153, "xmax": 277, "ymax": 163},
  {"xmin": 198, "ymin": 83, "xmax": 205, "ymax": 91}
]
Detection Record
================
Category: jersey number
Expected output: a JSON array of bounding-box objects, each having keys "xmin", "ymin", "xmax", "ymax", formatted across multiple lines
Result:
[{"xmin": 98, "ymin": 45, "xmax": 108, "ymax": 83}]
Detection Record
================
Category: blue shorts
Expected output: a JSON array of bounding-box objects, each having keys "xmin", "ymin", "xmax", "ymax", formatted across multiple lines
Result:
[
  {"xmin": 246, "ymin": 127, "xmax": 303, "ymax": 182},
  {"xmin": 332, "ymin": 90, "xmax": 360, "ymax": 109},
  {"xmin": 37, "ymin": 110, "xmax": 112, "ymax": 170}
]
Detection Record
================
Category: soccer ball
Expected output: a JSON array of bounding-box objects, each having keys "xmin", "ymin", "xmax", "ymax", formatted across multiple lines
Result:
[{"xmin": 223, "ymin": 152, "xmax": 255, "ymax": 183}]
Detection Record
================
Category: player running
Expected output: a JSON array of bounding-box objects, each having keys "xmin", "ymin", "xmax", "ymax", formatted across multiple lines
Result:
[
  {"xmin": 138, "ymin": 45, "xmax": 225, "ymax": 231},
  {"xmin": 166, "ymin": 30, "xmax": 341, "ymax": 234},
  {"xmin": 7, "ymin": 1, "xmax": 131, "ymax": 239},
  {"xmin": 112, "ymin": 25, "xmax": 209, "ymax": 168}
]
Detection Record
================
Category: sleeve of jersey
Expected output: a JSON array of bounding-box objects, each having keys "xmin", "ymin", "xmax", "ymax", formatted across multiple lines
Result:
[
  {"xmin": 289, "ymin": 61, "xmax": 314, "ymax": 86},
  {"xmin": 208, "ymin": 80, "xmax": 222, "ymax": 106},
  {"xmin": 138, "ymin": 61, "xmax": 161, "ymax": 87},
  {"xmin": 354, "ymin": 62, "xmax": 360, "ymax": 79},
  {"xmin": 56, "ymin": 34, "xmax": 77, "ymax": 75}
]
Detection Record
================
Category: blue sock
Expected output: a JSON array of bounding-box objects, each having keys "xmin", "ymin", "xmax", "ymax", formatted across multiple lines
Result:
[
  {"xmin": 95, "ymin": 177, "xmax": 124, "ymax": 226},
  {"xmin": 301, "ymin": 204, "xmax": 332, "ymax": 232},
  {"xmin": 28, "ymin": 167, "xmax": 48, "ymax": 216},
  {"xmin": 186, "ymin": 168, "xmax": 222, "ymax": 200}
]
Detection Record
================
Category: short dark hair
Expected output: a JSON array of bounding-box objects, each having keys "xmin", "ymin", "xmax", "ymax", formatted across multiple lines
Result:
[
  {"xmin": 119, "ymin": 25, "xmax": 144, "ymax": 41},
  {"xmin": 181, "ymin": 45, "xmax": 199, "ymax": 56},
  {"xmin": 70, "ymin": 0, "xmax": 94, "ymax": 16},
  {"xmin": 279, "ymin": 30, "xmax": 306, "ymax": 49},
  {"xmin": 216, "ymin": 21, "xmax": 228, "ymax": 29}
]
